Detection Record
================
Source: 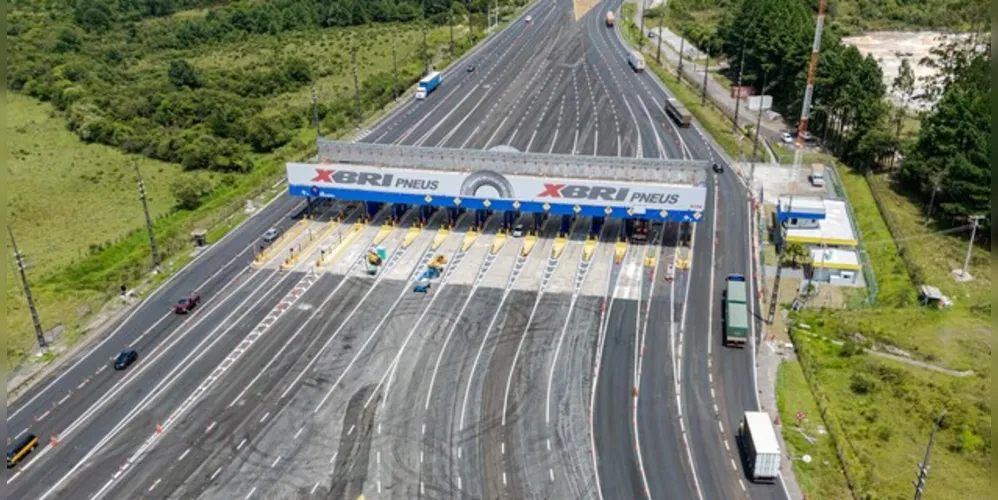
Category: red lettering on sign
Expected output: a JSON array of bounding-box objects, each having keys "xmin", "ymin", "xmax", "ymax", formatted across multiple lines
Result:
[
  {"xmin": 537, "ymin": 184, "xmax": 565, "ymax": 198},
  {"xmin": 311, "ymin": 169, "xmax": 335, "ymax": 183}
]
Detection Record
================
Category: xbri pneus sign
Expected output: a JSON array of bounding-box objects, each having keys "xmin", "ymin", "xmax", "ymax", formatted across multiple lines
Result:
[{"xmin": 287, "ymin": 163, "xmax": 706, "ymax": 212}]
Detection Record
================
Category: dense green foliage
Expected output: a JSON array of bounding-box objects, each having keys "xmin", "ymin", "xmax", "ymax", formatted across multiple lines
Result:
[
  {"xmin": 899, "ymin": 45, "xmax": 991, "ymax": 233},
  {"xmin": 7, "ymin": 0, "xmax": 506, "ymax": 173}
]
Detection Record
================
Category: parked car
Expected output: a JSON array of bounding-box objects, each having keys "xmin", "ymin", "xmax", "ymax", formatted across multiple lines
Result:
[
  {"xmin": 262, "ymin": 227, "xmax": 281, "ymax": 244},
  {"xmin": 511, "ymin": 223, "xmax": 525, "ymax": 237},
  {"xmin": 781, "ymin": 132, "xmax": 795, "ymax": 144},
  {"xmin": 114, "ymin": 350, "xmax": 138, "ymax": 371},
  {"xmin": 173, "ymin": 292, "xmax": 201, "ymax": 314},
  {"xmin": 648, "ymin": 31, "xmax": 657, "ymax": 38}
]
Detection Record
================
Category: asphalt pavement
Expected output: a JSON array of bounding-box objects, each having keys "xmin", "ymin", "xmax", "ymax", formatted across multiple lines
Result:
[{"xmin": 5, "ymin": 0, "xmax": 782, "ymax": 497}]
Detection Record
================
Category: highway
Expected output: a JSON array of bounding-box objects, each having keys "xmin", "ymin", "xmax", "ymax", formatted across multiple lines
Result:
[{"xmin": 5, "ymin": 0, "xmax": 785, "ymax": 499}]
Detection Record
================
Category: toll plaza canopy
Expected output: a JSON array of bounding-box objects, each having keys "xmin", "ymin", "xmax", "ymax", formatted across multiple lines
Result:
[{"xmin": 286, "ymin": 140, "xmax": 710, "ymax": 222}]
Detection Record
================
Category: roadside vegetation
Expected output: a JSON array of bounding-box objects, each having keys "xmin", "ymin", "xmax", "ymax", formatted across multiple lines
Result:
[
  {"xmin": 6, "ymin": 0, "xmax": 527, "ymax": 370},
  {"xmin": 624, "ymin": 0, "xmax": 992, "ymax": 496}
]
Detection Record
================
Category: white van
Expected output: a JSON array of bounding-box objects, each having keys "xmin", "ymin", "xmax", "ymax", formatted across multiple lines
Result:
[{"xmin": 809, "ymin": 164, "xmax": 826, "ymax": 187}]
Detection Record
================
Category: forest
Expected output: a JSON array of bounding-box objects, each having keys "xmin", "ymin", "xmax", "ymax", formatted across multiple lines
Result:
[
  {"xmin": 663, "ymin": 0, "xmax": 991, "ymax": 235},
  {"xmin": 8, "ymin": 0, "xmax": 515, "ymax": 174}
]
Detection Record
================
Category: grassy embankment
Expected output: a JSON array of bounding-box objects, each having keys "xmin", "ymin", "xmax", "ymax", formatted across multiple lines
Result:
[
  {"xmin": 6, "ymin": 19, "xmax": 476, "ymax": 371},
  {"xmin": 785, "ymin": 168, "xmax": 990, "ymax": 499}
]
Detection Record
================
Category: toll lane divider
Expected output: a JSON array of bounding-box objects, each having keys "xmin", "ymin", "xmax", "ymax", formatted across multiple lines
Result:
[
  {"xmin": 252, "ymin": 219, "xmax": 310, "ymax": 268},
  {"xmin": 521, "ymin": 234, "xmax": 537, "ymax": 257},
  {"xmin": 402, "ymin": 227, "xmax": 421, "ymax": 248},
  {"xmin": 583, "ymin": 237, "xmax": 598, "ymax": 262},
  {"xmin": 491, "ymin": 233, "xmax": 507, "ymax": 254},
  {"xmin": 372, "ymin": 223, "xmax": 394, "ymax": 246},
  {"xmin": 614, "ymin": 240, "xmax": 628, "ymax": 264},
  {"xmin": 281, "ymin": 220, "xmax": 341, "ymax": 271},
  {"xmin": 462, "ymin": 229, "xmax": 479, "ymax": 252},
  {"xmin": 316, "ymin": 223, "xmax": 365, "ymax": 271}
]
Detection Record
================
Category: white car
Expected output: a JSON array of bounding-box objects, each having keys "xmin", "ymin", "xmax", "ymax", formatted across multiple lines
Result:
[
  {"xmin": 781, "ymin": 132, "xmax": 795, "ymax": 144},
  {"xmin": 511, "ymin": 223, "xmax": 525, "ymax": 237},
  {"xmin": 664, "ymin": 264, "xmax": 675, "ymax": 282},
  {"xmin": 525, "ymin": 15, "xmax": 532, "ymax": 23}
]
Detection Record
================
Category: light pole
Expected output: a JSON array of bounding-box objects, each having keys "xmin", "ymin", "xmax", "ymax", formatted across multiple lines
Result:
[{"xmin": 732, "ymin": 46, "xmax": 746, "ymax": 133}]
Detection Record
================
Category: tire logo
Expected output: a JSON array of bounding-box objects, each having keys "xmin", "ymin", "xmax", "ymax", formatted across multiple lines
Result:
[{"xmin": 459, "ymin": 170, "xmax": 515, "ymax": 200}]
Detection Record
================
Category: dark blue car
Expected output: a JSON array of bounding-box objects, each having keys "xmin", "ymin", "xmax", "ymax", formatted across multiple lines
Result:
[{"xmin": 114, "ymin": 350, "xmax": 138, "ymax": 371}]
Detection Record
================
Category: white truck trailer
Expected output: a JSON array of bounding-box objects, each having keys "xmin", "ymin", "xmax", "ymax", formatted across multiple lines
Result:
[{"xmin": 738, "ymin": 411, "xmax": 781, "ymax": 483}]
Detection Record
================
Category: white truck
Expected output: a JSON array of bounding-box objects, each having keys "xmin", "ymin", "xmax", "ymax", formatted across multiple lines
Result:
[
  {"xmin": 738, "ymin": 411, "xmax": 781, "ymax": 483},
  {"xmin": 415, "ymin": 71, "xmax": 442, "ymax": 100},
  {"xmin": 627, "ymin": 51, "xmax": 645, "ymax": 72}
]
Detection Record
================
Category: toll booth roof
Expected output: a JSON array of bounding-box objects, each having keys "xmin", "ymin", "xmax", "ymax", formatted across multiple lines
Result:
[
  {"xmin": 778, "ymin": 196, "xmax": 827, "ymax": 220},
  {"xmin": 784, "ymin": 199, "xmax": 857, "ymax": 246}
]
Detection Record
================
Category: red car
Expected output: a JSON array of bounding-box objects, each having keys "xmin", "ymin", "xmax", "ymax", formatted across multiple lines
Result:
[{"xmin": 173, "ymin": 293, "xmax": 201, "ymax": 314}]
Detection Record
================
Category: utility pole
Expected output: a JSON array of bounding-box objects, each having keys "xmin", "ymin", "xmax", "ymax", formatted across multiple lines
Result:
[
  {"xmin": 923, "ymin": 173, "xmax": 942, "ymax": 225},
  {"xmin": 638, "ymin": 0, "xmax": 645, "ymax": 50},
  {"xmin": 732, "ymin": 46, "xmax": 746, "ymax": 133},
  {"xmin": 351, "ymin": 48, "xmax": 362, "ymax": 127},
  {"xmin": 959, "ymin": 215, "xmax": 984, "ymax": 278},
  {"xmin": 701, "ymin": 47, "xmax": 710, "ymax": 104},
  {"xmin": 9, "ymin": 225, "xmax": 48, "ymax": 351},
  {"xmin": 466, "ymin": 0, "xmax": 473, "ymax": 46},
  {"xmin": 677, "ymin": 35, "xmax": 685, "ymax": 83},
  {"xmin": 134, "ymin": 163, "xmax": 161, "ymax": 272},
  {"xmin": 421, "ymin": 0, "xmax": 429, "ymax": 74},
  {"xmin": 749, "ymin": 70, "xmax": 768, "ymax": 188},
  {"xmin": 392, "ymin": 36, "xmax": 400, "ymax": 101},
  {"xmin": 913, "ymin": 411, "xmax": 946, "ymax": 500},
  {"xmin": 769, "ymin": 0, "xmax": 826, "ymax": 324},
  {"xmin": 449, "ymin": 5, "xmax": 455, "ymax": 57},
  {"xmin": 655, "ymin": 13, "xmax": 664, "ymax": 63},
  {"xmin": 311, "ymin": 84, "xmax": 320, "ymax": 139}
]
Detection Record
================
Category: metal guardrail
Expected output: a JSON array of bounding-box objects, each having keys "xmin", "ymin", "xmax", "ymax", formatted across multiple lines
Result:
[{"xmin": 317, "ymin": 139, "xmax": 709, "ymax": 185}]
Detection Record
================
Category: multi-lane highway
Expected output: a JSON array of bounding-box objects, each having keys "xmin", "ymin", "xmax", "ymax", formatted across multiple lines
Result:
[{"xmin": 6, "ymin": 0, "xmax": 787, "ymax": 498}]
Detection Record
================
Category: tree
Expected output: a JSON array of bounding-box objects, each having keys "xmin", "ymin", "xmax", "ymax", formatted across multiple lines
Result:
[
  {"xmin": 170, "ymin": 173, "xmax": 215, "ymax": 210},
  {"xmin": 900, "ymin": 48, "xmax": 990, "ymax": 232},
  {"xmin": 168, "ymin": 59, "xmax": 202, "ymax": 89},
  {"xmin": 782, "ymin": 241, "xmax": 809, "ymax": 267}
]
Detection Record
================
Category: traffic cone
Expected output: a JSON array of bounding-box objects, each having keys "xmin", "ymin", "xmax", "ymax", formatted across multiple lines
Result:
[
  {"xmin": 51, "ymin": 435, "xmax": 59, "ymax": 446},
  {"xmin": 156, "ymin": 424, "xmax": 163, "ymax": 434}
]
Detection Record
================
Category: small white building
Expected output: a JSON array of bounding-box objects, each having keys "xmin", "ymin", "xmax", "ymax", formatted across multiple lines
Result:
[{"xmin": 807, "ymin": 247, "xmax": 862, "ymax": 285}]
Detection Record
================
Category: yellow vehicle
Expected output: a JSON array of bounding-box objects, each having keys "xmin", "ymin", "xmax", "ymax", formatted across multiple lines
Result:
[{"xmin": 7, "ymin": 433, "xmax": 39, "ymax": 468}]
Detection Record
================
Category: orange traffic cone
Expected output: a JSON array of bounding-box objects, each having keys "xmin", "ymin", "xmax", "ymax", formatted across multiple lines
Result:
[
  {"xmin": 51, "ymin": 435, "xmax": 60, "ymax": 446},
  {"xmin": 156, "ymin": 424, "xmax": 163, "ymax": 434}
]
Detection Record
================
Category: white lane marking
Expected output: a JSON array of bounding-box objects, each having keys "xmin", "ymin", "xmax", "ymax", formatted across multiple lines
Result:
[
  {"xmin": 330, "ymin": 451, "xmax": 338, "ymax": 465},
  {"xmin": 724, "ymin": 440, "xmax": 730, "ymax": 451},
  {"xmin": 260, "ymin": 412, "xmax": 270, "ymax": 423},
  {"xmin": 502, "ymin": 472, "xmax": 507, "ymax": 486},
  {"xmin": 147, "ymin": 478, "xmax": 161, "ymax": 492},
  {"xmin": 271, "ymin": 456, "xmax": 282, "ymax": 468},
  {"xmin": 730, "ymin": 458, "xmax": 737, "ymax": 471},
  {"xmin": 310, "ymin": 482, "xmax": 319, "ymax": 495},
  {"xmin": 210, "ymin": 467, "xmax": 222, "ymax": 481},
  {"xmin": 227, "ymin": 211, "xmax": 377, "ymax": 406},
  {"xmin": 458, "ymin": 476, "xmax": 462, "ymax": 490},
  {"xmin": 237, "ymin": 438, "xmax": 247, "ymax": 451},
  {"xmin": 14, "ymin": 428, "xmax": 28, "ymax": 440},
  {"xmin": 244, "ymin": 486, "xmax": 256, "ymax": 499},
  {"xmin": 36, "ymin": 410, "xmax": 50, "ymax": 422},
  {"xmin": 347, "ymin": 425, "xmax": 355, "ymax": 436},
  {"xmin": 549, "ymin": 468, "xmax": 555, "ymax": 482},
  {"xmin": 277, "ymin": 227, "xmax": 419, "ymax": 401},
  {"xmin": 740, "ymin": 479, "xmax": 747, "ymax": 491},
  {"xmin": 206, "ymin": 421, "xmax": 216, "ymax": 434},
  {"xmin": 7, "ymin": 471, "xmax": 21, "ymax": 484},
  {"xmin": 178, "ymin": 448, "xmax": 191, "ymax": 462},
  {"xmin": 589, "ymin": 221, "xmax": 622, "ymax": 500},
  {"xmin": 56, "ymin": 393, "xmax": 72, "ymax": 406},
  {"xmin": 294, "ymin": 427, "xmax": 304, "ymax": 440},
  {"xmin": 501, "ymin": 442, "xmax": 505, "ymax": 455},
  {"xmin": 526, "ymin": 130, "xmax": 538, "ymax": 152}
]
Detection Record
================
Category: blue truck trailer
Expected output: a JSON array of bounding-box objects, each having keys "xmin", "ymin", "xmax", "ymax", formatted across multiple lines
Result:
[{"xmin": 415, "ymin": 71, "xmax": 442, "ymax": 100}]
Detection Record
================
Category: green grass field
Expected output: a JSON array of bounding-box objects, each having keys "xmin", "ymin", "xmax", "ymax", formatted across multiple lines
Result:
[
  {"xmin": 776, "ymin": 360, "xmax": 852, "ymax": 500},
  {"xmin": 782, "ymin": 161, "xmax": 992, "ymax": 499},
  {"xmin": 790, "ymin": 327, "xmax": 989, "ymax": 500},
  {"xmin": 6, "ymin": 93, "xmax": 186, "ymax": 366}
]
